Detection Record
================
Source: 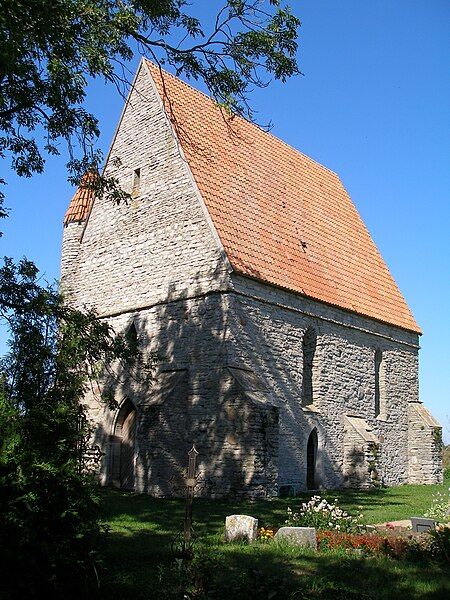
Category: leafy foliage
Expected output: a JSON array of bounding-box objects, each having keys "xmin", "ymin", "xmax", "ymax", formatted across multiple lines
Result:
[
  {"xmin": 424, "ymin": 487, "xmax": 450, "ymax": 523},
  {"xmin": 317, "ymin": 530, "xmax": 410, "ymax": 559},
  {"xmin": 285, "ymin": 495, "xmax": 364, "ymax": 533},
  {"xmin": 428, "ymin": 525, "xmax": 450, "ymax": 564},
  {"xmin": 0, "ymin": 257, "xmax": 153, "ymax": 598},
  {"xmin": 443, "ymin": 444, "xmax": 450, "ymax": 479},
  {"xmin": 0, "ymin": 0, "xmax": 300, "ymax": 219}
]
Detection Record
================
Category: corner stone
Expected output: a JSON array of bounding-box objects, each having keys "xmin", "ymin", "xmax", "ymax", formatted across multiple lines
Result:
[
  {"xmin": 274, "ymin": 527, "xmax": 317, "ymax": 549},
  {"xmin": 225, "ymin": 515, "xmax": 258, "ymax": 543}
]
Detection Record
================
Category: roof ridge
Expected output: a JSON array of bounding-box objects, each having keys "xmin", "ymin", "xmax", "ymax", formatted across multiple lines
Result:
[{"xmin": 144, "ymin": 58, "xmax": 339, "ymax": 180}]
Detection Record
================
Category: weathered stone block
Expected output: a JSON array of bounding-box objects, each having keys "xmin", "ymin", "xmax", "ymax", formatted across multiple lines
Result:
[
  {"xmin": 225, "ymin": 515, "xmax": 258, "ymax": 543},
  {"xmin": 274, "ymin": 527, "xmax": 317, "ymax": 549},
  {"xmin": 410, "ymin": 517, "xmax": 435, "ymax": 533}
]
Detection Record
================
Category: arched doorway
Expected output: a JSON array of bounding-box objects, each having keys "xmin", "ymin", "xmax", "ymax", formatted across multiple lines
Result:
[
  {"xmin": 306, "ymin": 428, "xmax": 318, "ymax": 490},
  {"xmin": 109, "ymin": 399, "xmax": 137, "ymax": 490}
]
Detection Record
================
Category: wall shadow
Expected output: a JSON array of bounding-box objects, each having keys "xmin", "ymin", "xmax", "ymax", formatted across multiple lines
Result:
[
  {"xmin": 93, "ymin": 273, "xmax": 279, "ymax": 498},
  {"xmin": 89, "ymin": 267, "xmax": 387, "ymax": 499}
]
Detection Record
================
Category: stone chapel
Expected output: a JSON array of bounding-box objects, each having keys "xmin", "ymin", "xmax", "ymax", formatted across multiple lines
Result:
[{"xmin": 60, "ymin": 59, "xmax": 442, "ymax": 498}]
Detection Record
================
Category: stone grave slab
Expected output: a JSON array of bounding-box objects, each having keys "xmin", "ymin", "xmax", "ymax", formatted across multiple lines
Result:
[
  {"xmin": 410, "ymin": 517, "xmax": 435, "ymax": 533},
  {"xmin": 274, "ymin": 526, "xmax": 317, "ymax": 549},
  {"xmin": 225, "ymin": 515, "xmax": 258, "ymax": 543}
]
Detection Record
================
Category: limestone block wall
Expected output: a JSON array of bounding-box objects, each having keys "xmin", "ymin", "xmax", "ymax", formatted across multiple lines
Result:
[
  {"xmin": 60, "ymin": 61, "xmax": 231, "ymax": 314},
  {"xmin": 408, "ymin": 403, "xmax": 443, "ymax": 484},
  {"xmin": 343, "ymin": 416, "xmax": 381, "ymax": 488},
  {"xmin": 81, "ymin": 271, "xmax": 440, "ymax": 496},
  {"xmin": 60, "ymin": 222, "xmax": 83, "ymax": 298},
  {"xmin": 83, "ymin": 292, "xmax": 278, "ymax": 499},
  {"xmin": 227, "ymin": 274, "xmax": 439, "ymax": 489}
]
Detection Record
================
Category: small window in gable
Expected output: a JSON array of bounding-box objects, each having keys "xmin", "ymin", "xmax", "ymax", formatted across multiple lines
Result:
[
  {"xmin": 131, "ymin": 168, "xmax": 141, "ymax": 197},
  {"xmin": 302, "ymin": 326, "xmax": 317, "ymax": 407}
]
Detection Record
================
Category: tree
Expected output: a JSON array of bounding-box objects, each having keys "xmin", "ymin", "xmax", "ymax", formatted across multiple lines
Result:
[
  {"xmin": 0, "ymin": 4, "xmax": 300, "ymax": 594},
  {"xmin": 0, "ymin": 0, "xmax": 300, "ymax": 219},
  {"xmin": 0, "ymin": 258, "xmax": 153, "ymax": 597}
]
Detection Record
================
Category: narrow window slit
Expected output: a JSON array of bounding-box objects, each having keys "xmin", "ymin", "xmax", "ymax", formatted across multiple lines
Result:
[
  {"xmin": 132, "ymin": 168, "xmax": 141, "ymax": 197},
  {"xmin": 302, "ymin": 326, "xmax": 317, "ymax": 406}
]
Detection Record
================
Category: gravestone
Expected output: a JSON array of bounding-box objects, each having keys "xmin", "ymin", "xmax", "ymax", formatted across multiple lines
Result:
[
  {"xmin": 410, "ymin": 517, "xmax": 435, "ymax": 533},
  {"xmin": 274, "ymin": 527, "xmax": 317, "ymax": 549},
  {"xmin": 225, "ymin": 515, "xmax": 258, "ymax": 542},
  {"xmin": 279, "ymin": 484, "xmax": 296, "ymax": 498}
]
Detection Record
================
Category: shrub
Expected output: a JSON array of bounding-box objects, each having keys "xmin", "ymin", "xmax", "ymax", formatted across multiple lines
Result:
[
  {"xmin": 318, "ymin": 530, "xmax": 408, "ymax": 559},
  {"xmin": 424, "ymin": 488, "xmax": 450, "ymax": 523},
  {"xmin": 428, "ymin": 525, "xmax": 450, "ymax": 563},
  {"xmin": 0, "ymin": 258, "xmax": 150, "ymax": 598},
  {"xmin": 285, "ymin": 496, "xmax": 364, "ymax": 533}
]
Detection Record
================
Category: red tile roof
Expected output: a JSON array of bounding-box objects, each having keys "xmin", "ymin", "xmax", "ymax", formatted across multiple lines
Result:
[
  {"xmin": 147, "ymin": 61, "xmax": 420, "ymax": 333},
  {"xmin": 64, "ymin": 171, "xmax": 98, "ymax": 225}
]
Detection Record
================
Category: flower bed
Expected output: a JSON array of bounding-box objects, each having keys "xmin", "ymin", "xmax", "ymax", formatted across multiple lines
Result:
[
  {"xmin": 317, "ymin": 530, "xmax": 409, "ymax": 558},
  {"xmin": 285, "ymin": 495, "xmax": 364, "ymax": 533}
]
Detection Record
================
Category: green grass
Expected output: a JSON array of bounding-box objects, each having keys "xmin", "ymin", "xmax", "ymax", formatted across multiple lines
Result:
[{"xmin": 97, "ymin": 477, "xmax": 450, "ymax": 599}]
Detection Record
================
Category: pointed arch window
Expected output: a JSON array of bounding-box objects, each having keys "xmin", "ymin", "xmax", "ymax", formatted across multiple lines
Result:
[
  {"xmin": 109, "ymin": 399, "xmax": 137, "ymax": 490},
  {"xmin": 302, "ymin": 327, "xmax": 317, "ymax": 407}
]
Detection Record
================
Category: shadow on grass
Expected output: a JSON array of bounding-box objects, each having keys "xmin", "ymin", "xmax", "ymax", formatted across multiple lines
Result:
[
  {"xmin": 97, "ymin": 489, "xmax": 450, "ymax": 600},
  {"xmin": 100, "ymin": 480, "xmax": 447, "ymax": 532}
]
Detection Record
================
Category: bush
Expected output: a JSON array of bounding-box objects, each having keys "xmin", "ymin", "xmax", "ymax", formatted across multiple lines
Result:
[
  {"xmin": 258, "ymin": 527, "xmax": 275, "ymax": 541},
  {"xmin": 424, "ymin": 488, "xmax": 450, "ymax": 523},
  {"xmin": 317, "ymin": 530, "xmax": 409, "ymax": 558},
  {"xmin": 0, "ymin": 258, "xmax": 147, "ymax": 598},
  {"xmin": 285, "ymin": 495, "xmax": 364, "ymax": 533},
  {"xmin": 428, "ymin": 526, "xmax": 450, "ymax": 563},
  {"xmin": 443, "ymin": 445, "xmax": 450, "ymax": 470}
]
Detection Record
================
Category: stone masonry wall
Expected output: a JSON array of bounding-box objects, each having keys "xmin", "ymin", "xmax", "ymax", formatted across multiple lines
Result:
[
  {"xmin": 227, "ymin": 274, "xmax": 441, "ymax": 489},
  {"xmin": 61, "ymin": 61, "xmax": 231, "ymax": 315},
  {"xmin": 342, "ymin": 417, "xmax": 381, "ymax": 488},
  {"xmin": 408, "ymin": 403, "xmax": 443, "ymax": 484},
  {"xmin": 84, "ymin": 293, "xmax": 278, "ymax": 499},
  {"xmin": 61, "ymin": 61, "xmax": 441, "ymax": 496}
]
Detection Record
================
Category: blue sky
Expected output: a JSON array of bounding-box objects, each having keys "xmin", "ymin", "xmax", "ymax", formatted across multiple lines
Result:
[{"xmin": 1, "ymin": 1, "xmax": 449, "ymax": 440}]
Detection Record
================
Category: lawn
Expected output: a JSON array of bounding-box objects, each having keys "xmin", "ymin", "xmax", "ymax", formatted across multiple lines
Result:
[{"xmin": 97, "ymin": 477, "xmax": 450, "ymax": 599}]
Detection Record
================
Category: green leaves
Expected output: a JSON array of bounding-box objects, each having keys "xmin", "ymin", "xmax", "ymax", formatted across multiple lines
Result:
[
  {"xmin": 0, "ymin": 256, "xmax": 156, "ymax": 596},
  {"xmin": 0, "ymin": 0, "xmax": 301, "ymax": 217}
]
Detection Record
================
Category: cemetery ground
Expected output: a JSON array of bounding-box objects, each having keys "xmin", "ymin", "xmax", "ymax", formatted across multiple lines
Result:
[{"xmin": 97, "ymin": 475, "xmax": 450, "ymax": 600}]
